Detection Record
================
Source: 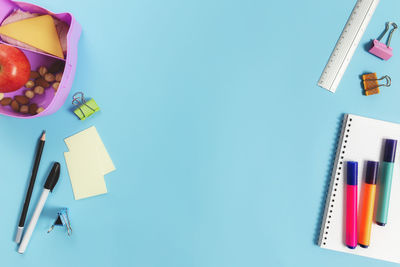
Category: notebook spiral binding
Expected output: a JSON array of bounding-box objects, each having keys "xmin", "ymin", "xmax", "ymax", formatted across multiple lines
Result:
[{"xmin": 318, "ymin": 114, "xmax": 353, "ymax": 246}]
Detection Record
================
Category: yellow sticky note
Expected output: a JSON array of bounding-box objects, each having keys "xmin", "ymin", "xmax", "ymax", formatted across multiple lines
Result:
[
  {"xmin": 64, "ymin": 151, "xmax": 107, "ymax": 200},
  {"xmin": 0, "ymin": 15, "xmax": 64, "ymax": 59},
  {"xmin": 65, "ymin": 126, "xmax": 115, "ymax": 175}
]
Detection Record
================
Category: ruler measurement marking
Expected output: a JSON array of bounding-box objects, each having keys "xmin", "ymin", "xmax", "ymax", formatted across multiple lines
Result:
[
  {"xmin": 318, "ymin": 0, "xmax": 379, "ymax": 93},
  {"xmin": 329, "ymin": 1, "xmax": 373, "ymax": 90}
]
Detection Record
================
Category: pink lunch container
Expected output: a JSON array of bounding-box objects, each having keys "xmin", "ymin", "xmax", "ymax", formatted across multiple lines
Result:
[{"xmin": 0, "ymin": 0, "xmax": 81, "ymax": 118}]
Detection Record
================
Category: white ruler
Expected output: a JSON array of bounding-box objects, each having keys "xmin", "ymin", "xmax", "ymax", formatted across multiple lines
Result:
[{"xmin": 318, "ymin": 0, "xmax": 380, "ymax": 93}]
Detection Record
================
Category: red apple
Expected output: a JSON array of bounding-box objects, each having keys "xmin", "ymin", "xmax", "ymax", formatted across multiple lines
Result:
[{"xmin": 0, "ymin": 44, "xmax": 31, "ymax": 93}]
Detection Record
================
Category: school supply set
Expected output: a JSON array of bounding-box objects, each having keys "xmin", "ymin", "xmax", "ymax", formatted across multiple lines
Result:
[
  {"xmin": 0, "ymin": 0, "xmax": 81, "ymax": 118},
  {"xmin": 15, "ymin": 126, "xmax": 115, "ymax": 253},
  {"xmin": 0, "ymin": 0, "xmax": 113, "ymax": 255},
  {"xmin": 319, "ymin": 114, "xmax": 400, "ymax": 264},
  {"xmin": 318, "ymin": 0, "xmax": 398, "ymax": 95}
]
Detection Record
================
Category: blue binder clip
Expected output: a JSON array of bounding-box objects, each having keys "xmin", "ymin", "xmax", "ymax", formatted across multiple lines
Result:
[{"xmin": 47, "ymin": 208, "xmax": 72, "ymax": 236}]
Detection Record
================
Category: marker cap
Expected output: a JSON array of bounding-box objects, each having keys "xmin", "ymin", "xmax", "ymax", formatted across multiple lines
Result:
[
  {"xmin": 44, "ymin": 162, "xmax": 60, "ymax": 192},
  {"xmin": 347, "ymin": 161, "xmax": 358, "ymax": 185},
  {"xmin": 383, "ymin": 139, "xmax": 397, "ymax": 163},
  {"xmin": 365, "ymin": 161, "xmax": 379, "ymax": 185}
]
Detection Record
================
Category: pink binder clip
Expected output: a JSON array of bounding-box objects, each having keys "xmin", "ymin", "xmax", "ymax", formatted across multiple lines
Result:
[{"xmin": 369, "ymin": 22, "xmax": 397, "ymax": 60}]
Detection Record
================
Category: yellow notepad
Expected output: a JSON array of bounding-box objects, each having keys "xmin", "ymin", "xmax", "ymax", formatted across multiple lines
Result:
[
  {"xmin": 65, "ymin": 126, "xmax": 115, "ymax": 175},
  {"xmin": 64, "ymin": 126, "xmax": 115, "ymax": 200},
  {"xmin": 0, "ymin": 15, "xmax": 64, "ymax": 59},
  {"xmin": 64, "ymin": 151, "xmax": 107, "ymax": 200}
]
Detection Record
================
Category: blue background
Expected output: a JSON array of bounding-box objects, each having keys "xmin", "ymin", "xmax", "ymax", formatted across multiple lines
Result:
[{"xmin": 1, "ymin": 0, "xmax": 400, "ymax": 266}]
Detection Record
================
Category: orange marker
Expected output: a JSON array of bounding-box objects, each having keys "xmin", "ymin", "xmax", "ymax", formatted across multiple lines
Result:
[{"xmin": 359, "ymin": 161, "xmax": 379, "ymax": 248}]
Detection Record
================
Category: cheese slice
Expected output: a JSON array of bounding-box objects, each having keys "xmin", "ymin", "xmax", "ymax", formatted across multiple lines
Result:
[{"xmin": 0, "ymin": 15, "xmax": 64, "ymax": 59}]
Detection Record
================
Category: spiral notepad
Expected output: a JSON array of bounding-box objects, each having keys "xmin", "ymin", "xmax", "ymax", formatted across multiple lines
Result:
[{"xmin": 319, "ymin": 114, "xmax": 400, "ymax": 263}]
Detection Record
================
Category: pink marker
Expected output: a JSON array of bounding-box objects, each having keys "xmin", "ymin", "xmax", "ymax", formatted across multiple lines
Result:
[{"xmin": 346, "ymin": 161, "xmax": 358, "ymax": 249}]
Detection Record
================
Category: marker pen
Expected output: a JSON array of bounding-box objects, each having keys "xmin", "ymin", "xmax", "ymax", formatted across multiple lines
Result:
[
  {"xmin": 376, "ymin": 139, "xmax": 397, "ymax": 226},
  {"xmin": 346, "ymin": 161, "xmax": 358, "ymax": 249},
  {"xmin": 359, "ymin": 161, "xmax": 379, "ymax": 248},
  {"xmin": 18, "ymin": 162, "xmax": 60, "ymax": 254}
]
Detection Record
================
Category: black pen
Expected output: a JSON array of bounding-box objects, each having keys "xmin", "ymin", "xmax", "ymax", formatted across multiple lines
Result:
[{"xmin": 15, "ymin": 131, "xmax": 46, "ymax": 244}]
